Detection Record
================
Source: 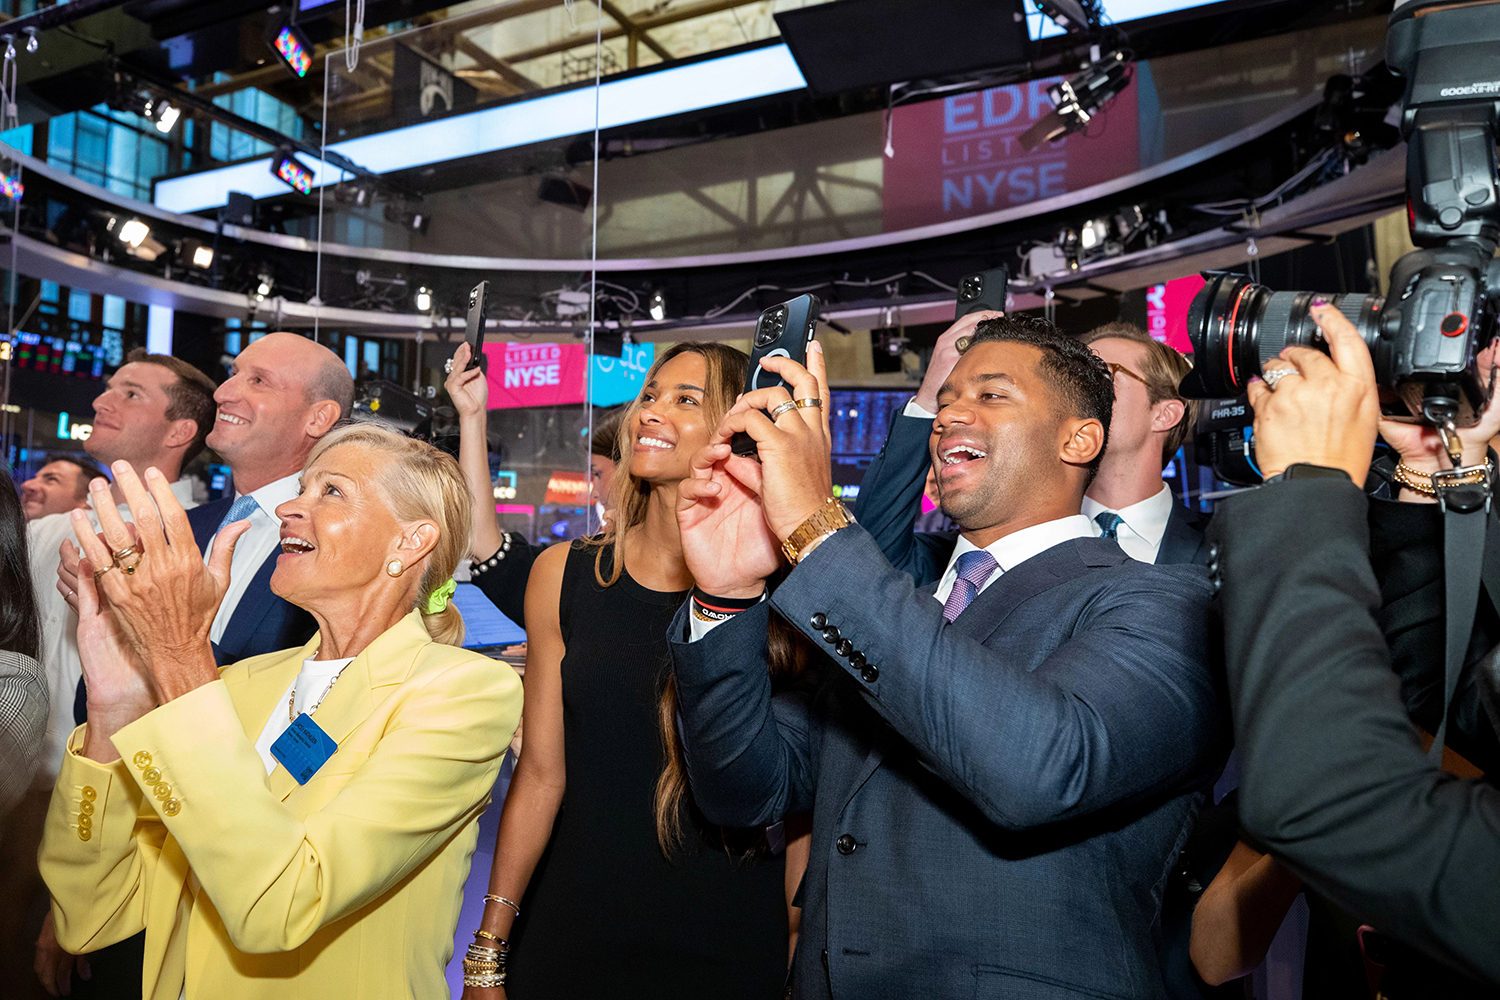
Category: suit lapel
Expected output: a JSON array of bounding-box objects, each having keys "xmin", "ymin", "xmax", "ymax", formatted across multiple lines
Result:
[
  {"xmin": 1157, "ymin": 503, "xmax": 1206, "ymax": 565},
  {"xmin": 188, "ymin": 498, "xmax": 231, "ymax": 553},
  {"xmin": 216, "ymin": 550, "xmax": 284, "ymax": 662},
  {"xmin": 264, "ymin": 612, "xmax": 431, "ymax": 803},
  {"xmin": 952, "ymin": 538, "xmax": 1119, "ymax": 645}
]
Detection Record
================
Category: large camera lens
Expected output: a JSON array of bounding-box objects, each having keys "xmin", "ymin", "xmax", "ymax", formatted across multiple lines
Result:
[{"xmin": 1178, "ymin": 272, "xmax": 1386, "ymax": 399}]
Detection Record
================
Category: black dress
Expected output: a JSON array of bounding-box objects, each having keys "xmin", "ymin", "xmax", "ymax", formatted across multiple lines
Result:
[{"xmin": 505, "ymin": 542, "xmax": 787, "ymax": 999}]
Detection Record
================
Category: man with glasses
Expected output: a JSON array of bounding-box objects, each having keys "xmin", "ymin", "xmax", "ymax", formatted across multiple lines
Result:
[{"xmin": 1077, "ymin": 323, "xmax": 1205, "ymax": 566}]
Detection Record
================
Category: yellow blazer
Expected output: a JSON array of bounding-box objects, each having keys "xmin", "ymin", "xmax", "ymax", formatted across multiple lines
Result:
[{"xmin": 39, "ymin": 611, "xmax": 522, "ymax": 1000}]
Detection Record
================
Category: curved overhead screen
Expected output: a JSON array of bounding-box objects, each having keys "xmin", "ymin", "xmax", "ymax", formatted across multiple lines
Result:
[{"xmin": 152, "ymin": 44, "xmax": 809, "ymax": 214}]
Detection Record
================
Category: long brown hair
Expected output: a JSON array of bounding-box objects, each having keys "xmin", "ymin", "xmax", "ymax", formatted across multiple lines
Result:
[
  {"xmin": 585, "ymin": 341, "xmax": 749, "ymax": 587},
  {"xmin": 656, "ymin": 607, "xmax": 809, "ymax": 854}
]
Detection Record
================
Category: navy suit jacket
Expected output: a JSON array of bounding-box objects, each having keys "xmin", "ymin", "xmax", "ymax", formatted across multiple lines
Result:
[
  {"xmin": 670, "ymin": 525, "xmax": 1225, "ymax": 1000},
  {"xmin": 186, "ymin": 496, "xmax": 318, "ymax": 665},
  {"xmin": 855, "ymin": 411, "xmax": 1211, "ymax": 575}
]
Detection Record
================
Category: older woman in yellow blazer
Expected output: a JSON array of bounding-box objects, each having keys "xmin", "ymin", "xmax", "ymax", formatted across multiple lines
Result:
[{"xmin": 38, "ymin": 422, "xmax": 522, "ymax": 999}]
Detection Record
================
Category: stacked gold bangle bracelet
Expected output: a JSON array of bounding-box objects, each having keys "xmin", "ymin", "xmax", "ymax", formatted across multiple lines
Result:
[{"xmin": 463, "ymin": 938, "xmax": 508, "ymax": 989}]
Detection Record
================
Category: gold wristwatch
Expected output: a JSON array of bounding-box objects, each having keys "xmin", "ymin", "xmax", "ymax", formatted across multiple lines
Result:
[{"xmin": 782, "ymin": 497, "xmax": 855, "ymax": 565}]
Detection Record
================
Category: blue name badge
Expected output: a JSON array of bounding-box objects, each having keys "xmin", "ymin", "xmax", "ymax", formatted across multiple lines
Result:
[{"xmin": 270, "ymin": 714, "xmax": 339, "ymax": 785}]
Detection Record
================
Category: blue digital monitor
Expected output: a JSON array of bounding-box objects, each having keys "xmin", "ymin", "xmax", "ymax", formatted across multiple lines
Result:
[{"xmin": 453, "ymin": 582, "xmax": 526, "ymax": 649}]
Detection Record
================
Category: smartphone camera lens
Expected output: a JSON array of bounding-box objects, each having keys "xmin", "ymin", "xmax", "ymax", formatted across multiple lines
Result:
[{"xmin": 960, "ymin": 276, "xmax": 982, "ymax": 302}]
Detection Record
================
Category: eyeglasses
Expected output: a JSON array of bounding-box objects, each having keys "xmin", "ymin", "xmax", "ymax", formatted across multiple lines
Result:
[{"xmin": 1105, "ymin": 361, "xmax": 1148, "ymax": 387}]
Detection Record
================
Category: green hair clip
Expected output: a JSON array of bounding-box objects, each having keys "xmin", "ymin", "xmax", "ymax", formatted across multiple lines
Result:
[{"xmin": 425, "ymin": 578, "xmax": 457, "ymax": 614}]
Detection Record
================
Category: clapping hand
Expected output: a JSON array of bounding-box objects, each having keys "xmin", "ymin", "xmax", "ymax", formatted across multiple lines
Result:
[{"xmin": 71, "ymin": 462, "xmax": 246, "ymax": 706}]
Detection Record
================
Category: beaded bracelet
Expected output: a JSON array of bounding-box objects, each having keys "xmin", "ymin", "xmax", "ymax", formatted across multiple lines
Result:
[{"xmin": 469, "ymin": 534, "xmax": 514, "ymax": 580}]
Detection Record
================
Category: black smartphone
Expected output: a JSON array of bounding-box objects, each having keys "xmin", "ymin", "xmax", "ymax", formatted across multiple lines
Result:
[
  {"xmin": 955, "ymin": 266, "xmax": 1009, "ymax": 322},
  {"xmin": 465, "ymin": 281, "xmax": 488, "ymax": 370},
  {"xmin": 732, "ymin": 293, "xmax": 822, "ymax": 457}
]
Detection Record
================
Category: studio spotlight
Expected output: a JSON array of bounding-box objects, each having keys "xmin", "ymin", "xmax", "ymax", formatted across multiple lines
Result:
[
  {"xmin": 382, "ymin": 201, "xmax": 430, "ymax": 234},
  {"xmin": 1078, "ymin": 217, "xmax": 1109, "ymax": 252},
  {"xmin": 152, "ymin": 101, "xmax": 180, "ymax": 134},
  {"xmin": 1019, "ymin": 51, "xmax": 1133, "ymax": 151},
  {"xmin": 114, "ymin": 218, "xmax": 150, "ymax": 249},
  {"xmin": 254, "ymin": 272, "xmax": 274, "ymax": 301},
  {"xmin": 415, "ymin": 286, "xmax": 433, "ymax": 312},
  {"xmin": 648, "ymin": 289, "xmax": 666, "ymax": 322},
  {"xmin": 271, "ymin": 148, "xmax": 314, "ymax": 195},
  {"xmin": 177, "ymin": 238, "xmax": 214, "ymax": 270},
  {"xmin": 23, "ymin": 27, "xmax": 37, "ymax": 54}
]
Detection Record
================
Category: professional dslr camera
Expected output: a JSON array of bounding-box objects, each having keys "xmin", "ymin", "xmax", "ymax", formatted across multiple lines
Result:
[{"xmin": 1181, "ymin": 0, "xmax": 1500, "ymax": 463}]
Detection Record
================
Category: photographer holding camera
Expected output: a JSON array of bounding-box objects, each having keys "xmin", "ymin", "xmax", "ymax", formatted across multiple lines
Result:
[{"xmin": 1208, "ymin": 302, "xmax": 1500, "ymax": 988}]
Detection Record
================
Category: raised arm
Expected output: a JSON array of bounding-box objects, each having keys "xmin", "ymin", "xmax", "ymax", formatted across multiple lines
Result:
[
  {"xmin": 667, "ymin": 600, "xmax": 818, "ymax": 828},
  {"xmin": 769, "ymin": 525, "xmax": 1221, "ymax": 828},
  {"xmin": 464, "ymin": 542, "xmax": 569, "ymax": 998},
  {"xmin": 446, "ymin": 341, "xmax": 505, "ymax": 562}
]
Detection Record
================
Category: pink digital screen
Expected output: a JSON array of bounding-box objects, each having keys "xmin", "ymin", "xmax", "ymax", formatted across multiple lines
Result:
[
  {"xmin": 483, "ymin": 342, "xmax": 588, "ymax": 409},
  {"xmin": 1145, "ymin": 275, "xmax": 1205, "ymax": 355}
]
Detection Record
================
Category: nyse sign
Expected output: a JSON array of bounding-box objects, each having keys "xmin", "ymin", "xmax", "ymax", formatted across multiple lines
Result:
[{"xmin": 882, "ymin": 75, "xmax": 1140, "ymax": 233}]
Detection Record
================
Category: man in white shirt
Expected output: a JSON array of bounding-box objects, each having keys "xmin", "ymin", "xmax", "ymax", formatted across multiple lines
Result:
[
  {"xmin": 185, "ymin": 333, "xmax": 352, "ymax": 664},
  {"xmin": 1078, "ymin": 323, "xmax": 1205, "ymax": 565},
  {"xmin": 15, "ymin": 349, "xmax": 215, "ymax": 999},
  {"xmin": 19, "ymin": 456, "xmax": 97, "ymax": 521}
]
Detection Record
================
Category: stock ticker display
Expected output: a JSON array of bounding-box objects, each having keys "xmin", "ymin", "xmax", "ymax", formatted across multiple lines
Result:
[
  {"xmin": 829, "ymin": 389, "xmax": 911, "ymax": 501},
  {"xmin": 0, "ymin": 332, "xmax": 109, "ymax": 378}
]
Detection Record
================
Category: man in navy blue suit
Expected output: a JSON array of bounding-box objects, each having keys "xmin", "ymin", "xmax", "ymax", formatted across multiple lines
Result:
[
  {"xmin": 669, "ymin": 316, "xmax": 1226, "ymax": 1000},
  {"xmin": 186, "ymin": 332, "xmax": 353, "ymax": 664}
]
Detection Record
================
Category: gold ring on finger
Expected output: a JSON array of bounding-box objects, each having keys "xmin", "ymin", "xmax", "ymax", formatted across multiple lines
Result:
[
  {"xmin": 113, "ymin": 546, "xmax": 143, "ymax": 574},
  {"xmin": 93, "ymin": 565, "xmax": 118, "ymax": 582},
  {"xmin": 792, "ymin": 398, "xmax": 823, "ymax": 410},
  {"xmin": 768, "ymin": 399, "xmax": 799, "ymax": 421}
]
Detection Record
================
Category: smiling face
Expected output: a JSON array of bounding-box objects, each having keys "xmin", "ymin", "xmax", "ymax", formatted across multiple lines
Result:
[
  {"xmin": 627, "ymin": 351, "xmax": 713, "ymax": 485},
  {"xmin": 20, "ymin": 460, "xmax": 90, "ymax": 520},
  {"xmin": 270, "ymin": 442, "xmax": 433, "ymax": 612},
  {"xmin": 930, "ymin": 339, "xmax": 1103, "ymax": 532},
  {"xmin": 208, "ymin": 333, "xmax": 341, "ymax": 480},
  {"xmin": 86, "ymin": 362, "xmax": 188, "ymax": 467}
]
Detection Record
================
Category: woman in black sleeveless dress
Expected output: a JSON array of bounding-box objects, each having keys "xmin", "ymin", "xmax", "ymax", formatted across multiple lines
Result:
[{"xmin": 462, "ymin": 344, "xmax": 787, "ymax": 1000}]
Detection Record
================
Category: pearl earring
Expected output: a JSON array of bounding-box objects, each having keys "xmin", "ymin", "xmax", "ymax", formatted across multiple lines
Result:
[{"xmin": 386, "ymin": 559, "xmax": 404, "ymax": 577}]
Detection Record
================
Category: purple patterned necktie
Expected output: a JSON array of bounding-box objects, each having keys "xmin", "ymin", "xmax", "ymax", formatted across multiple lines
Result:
[{"xmin": 942, "ymin": 549, "xmax": 999, "ymax": 623}]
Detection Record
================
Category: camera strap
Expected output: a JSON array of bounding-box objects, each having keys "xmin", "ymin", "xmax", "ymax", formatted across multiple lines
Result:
[
  {"xmin": 1435, "ymin": 463, "xmax": 1495, "ymax": 761},
  {"xmin": 1439, "ymin": 507, "xmax": 1484, "ymax": 760}
]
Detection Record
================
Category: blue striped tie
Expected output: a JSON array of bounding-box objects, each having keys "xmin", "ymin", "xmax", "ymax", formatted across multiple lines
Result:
[
  {"xmin": 217, "ymin": 494, "xmax": 260, "ymax": 535},
  {"xmin": 1094, "ymin": 511, "xmax": 1123, "ymax": 540}
]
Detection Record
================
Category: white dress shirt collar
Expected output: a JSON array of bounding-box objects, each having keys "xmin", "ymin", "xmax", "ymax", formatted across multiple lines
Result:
[
  {"xmin": 230, "ymin": 473, "xmax": 302, "ymax": 526},
  {"xmin": 1082, "ymin": 483, "xmax": 1174, "ymax": 564},
  {"xmin": 933, "ymin": 514, "xmax": 1094, "ymax": 604}
]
